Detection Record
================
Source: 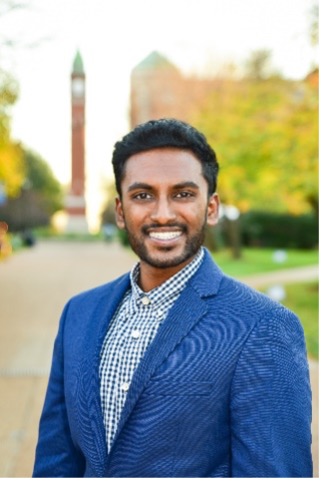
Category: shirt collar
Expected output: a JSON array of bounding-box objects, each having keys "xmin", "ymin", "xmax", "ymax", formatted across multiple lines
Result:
[{"xmin": 129, "ymin": 248, "xmax": 205, "ymax": 307}]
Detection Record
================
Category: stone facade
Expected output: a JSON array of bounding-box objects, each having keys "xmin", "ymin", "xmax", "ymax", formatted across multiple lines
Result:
[{"xmin": 130, "ymin": 51, "xmax": 220, "ymax": 128}]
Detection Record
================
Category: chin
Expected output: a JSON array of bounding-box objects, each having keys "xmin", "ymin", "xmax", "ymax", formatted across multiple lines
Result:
[
  {"xmin": 141, "ymin": 249, "xmax": 197, "ymax": 270},
  {"xmin": 126, "ymin": 228, "xmax": 205, "ymax": 270}
]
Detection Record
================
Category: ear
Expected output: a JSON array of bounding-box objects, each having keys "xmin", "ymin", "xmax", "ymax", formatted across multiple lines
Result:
[
  {"xmin": 206, "ymin": 193, "xmax": 220, "ymax": 227},
  {"xmin": 115, "ymin": 197, "xmax": 125, "ymax": 229}
]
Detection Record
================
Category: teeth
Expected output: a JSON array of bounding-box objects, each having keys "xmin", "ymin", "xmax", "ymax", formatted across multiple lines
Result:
[{"xmin": 149, "ymin": 231, "xmax": 181, "ymax": 240}]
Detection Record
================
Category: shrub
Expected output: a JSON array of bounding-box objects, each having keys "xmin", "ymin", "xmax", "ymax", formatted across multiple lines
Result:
[{"xmin": 240, "ymin": 211, "xmax": 318, "ymax": 249}]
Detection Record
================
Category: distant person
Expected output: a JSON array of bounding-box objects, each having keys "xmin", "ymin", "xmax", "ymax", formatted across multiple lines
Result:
[
  {"xmin": 33, "ymin": 119, "xmax": 312, "ymax": 477},
  {"xmin": 0, "ymin": 221, "xmax": 12, "ymax": 258},
  {"xmin": 21, "ymin": 229, "xmax": 36, "ymax": 247}
]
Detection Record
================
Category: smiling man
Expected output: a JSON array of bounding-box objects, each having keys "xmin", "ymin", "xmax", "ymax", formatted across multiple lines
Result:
[
  {"xmin": 33, "ymin": 119, "xmax": 312, "ymax": 478},
  {"xmin": 115, "ymin": 147, "xmax": 218, "ymax": 289}
]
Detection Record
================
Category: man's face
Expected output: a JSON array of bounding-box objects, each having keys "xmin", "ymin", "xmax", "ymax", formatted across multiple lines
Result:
[{"xmin": 115, "ymin": 147, "xmax": 219, "ymax": 272}]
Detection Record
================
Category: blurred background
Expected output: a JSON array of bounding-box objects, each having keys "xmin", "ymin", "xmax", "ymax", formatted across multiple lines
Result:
[{"xmin": 0, "ymin": 0, "xmax": 319, "ymax": 477}]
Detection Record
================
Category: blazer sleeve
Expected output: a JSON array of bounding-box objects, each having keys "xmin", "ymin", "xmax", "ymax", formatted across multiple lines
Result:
[
  {"xmin": 33, "ymin": 301, "xmax": 86, "ymax": 477},
  {"xmin": 230, "ymin": 306, "xmax": 313, "ymax": 477}
]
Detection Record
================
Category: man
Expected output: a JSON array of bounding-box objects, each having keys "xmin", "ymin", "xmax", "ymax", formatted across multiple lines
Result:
[{"xmin": 33, "ymin": 118, "xmax": 312, "ymax": 477}]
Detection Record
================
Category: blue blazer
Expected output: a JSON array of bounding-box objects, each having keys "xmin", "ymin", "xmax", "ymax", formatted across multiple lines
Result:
[{"xmin": 33, "ymin": 250, "xmax": 312, "ymax": 477}]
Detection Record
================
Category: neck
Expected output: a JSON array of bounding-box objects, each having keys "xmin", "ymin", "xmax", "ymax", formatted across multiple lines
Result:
[{"xmin": 138, "ymin": 257, "xmax": 195, "ymax": 292}]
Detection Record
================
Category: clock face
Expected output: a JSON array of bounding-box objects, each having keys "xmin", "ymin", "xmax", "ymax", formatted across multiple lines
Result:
[{"xmin": 72, "ymin": 78, "xmax": 85, "ymax": 97}]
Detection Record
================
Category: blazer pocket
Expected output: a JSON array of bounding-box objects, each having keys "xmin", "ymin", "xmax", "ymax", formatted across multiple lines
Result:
[{"xmin": 144, "ymin": 380, "xmax": 213, "ymax": 397}]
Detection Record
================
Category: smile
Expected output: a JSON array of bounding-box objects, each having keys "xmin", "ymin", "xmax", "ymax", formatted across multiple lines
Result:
[{"xmin": 149, "ymin": 231, "xmax": 182, "ymax": 241}]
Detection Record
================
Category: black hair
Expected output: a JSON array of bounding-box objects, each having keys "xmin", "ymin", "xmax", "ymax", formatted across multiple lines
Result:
[{"xmin": 112, "ymin": 118, "xmax": 219, "ymax": 196}]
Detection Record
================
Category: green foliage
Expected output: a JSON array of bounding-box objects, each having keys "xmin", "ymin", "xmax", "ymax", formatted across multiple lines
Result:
[
  {"xmin": 282, "ymin": 282, "xmax": 318, "ymax": 359},
  {"xmin": 240, "ymin": 211, "xmax": 318, "ymax": 249},
  {"xmin": 100, "ymin": 181, "xmax": 117, "ymax": 226},
  {"xmin": 244, "ymin": 49, "xmax": 272, "ymax": 80},
  {"xmin": 23, "ymin": 149, "xmax": 63, "ymax": 213},
  {"xmin": 0, "ymin": 69, "xmax": 24, "ymax": 197},
  {"xmin": 0, "ymin": 69, "xmax": 19, "ymax": 108},
  {"xmin": 193, "ymin": 74, "xmax": 318, "ymax": 215},
  {"xmin": 0, "ymin": 148, "xmax": 63, "ymax": 231},
  {"xmin": 117, "ymin": 228, "xmax": 130, "ymax": 247}
]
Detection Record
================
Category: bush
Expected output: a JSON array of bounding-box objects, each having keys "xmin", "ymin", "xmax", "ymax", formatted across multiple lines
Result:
[
  {"xmin": 117, "ymin": 228, "xmax": 130, "ymax": 247},
  {"xmin": 240, "ymin": 211, "xmax": 318, "ymax": 249}
]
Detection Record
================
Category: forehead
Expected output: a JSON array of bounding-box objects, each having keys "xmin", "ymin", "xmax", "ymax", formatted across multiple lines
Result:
[{"xmin": 122, "ymin": 147, "xmax": 204, "ymax": 185}]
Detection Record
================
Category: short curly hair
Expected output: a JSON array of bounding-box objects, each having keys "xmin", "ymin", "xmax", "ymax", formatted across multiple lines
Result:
[{"xmin": 112, "ymin": 118, "xmax": 219, "ymax": 197}]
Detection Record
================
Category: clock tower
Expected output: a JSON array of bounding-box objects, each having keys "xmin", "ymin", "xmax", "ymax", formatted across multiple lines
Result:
[{"xmin": 65, "ymin": 50, "xmax": 88, "ymax": 233}]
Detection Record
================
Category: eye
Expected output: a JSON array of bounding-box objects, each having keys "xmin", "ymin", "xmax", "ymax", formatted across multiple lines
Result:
[
  {"xmin": 133, "ymin": 192, "xmax": 153, "ymax": 200},
  {"xmin": 174, "ymin": 191, "xmax": 195, "ymax": 199}
]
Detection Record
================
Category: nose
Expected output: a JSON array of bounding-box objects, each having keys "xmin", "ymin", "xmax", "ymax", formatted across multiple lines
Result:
[{"xmin": 150, "ymin": 196, "xmax": 176, "ymax": 224}]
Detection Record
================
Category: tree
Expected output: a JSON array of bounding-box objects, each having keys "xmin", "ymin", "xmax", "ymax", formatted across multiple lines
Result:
[
  {"xmin": 309, "ymin": 2, "xmax": 318, "ymax": 46},
  {"xmin": 100, "ymin": 181, "xmax": 117, "ymax": 226},
  {"xmin": 0, "ymin": 0, "xmax": 54, "ymax": 206},
  {"xmin": 23, "ymin": 149, "xmax": 63, "ymax": 213},
  {"xmin": 244, "ymin": 49, "xmax": 273, "ymax": 80},
  {"xmin": 0, "ymin": 148, "xmax": 63, "ymax": 231},
  {"xmin": 191, "ymin": 74, "xmax": 318, "ymax": 216},
  {"xmin": 0, "ymin": 69, "xmax": 25, "ymax": 197}
]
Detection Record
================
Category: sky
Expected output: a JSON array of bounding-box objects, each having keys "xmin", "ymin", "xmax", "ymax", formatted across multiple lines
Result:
[{"xmin": 1, "ymin": 0, "xmax": 318, "ymax": 230}]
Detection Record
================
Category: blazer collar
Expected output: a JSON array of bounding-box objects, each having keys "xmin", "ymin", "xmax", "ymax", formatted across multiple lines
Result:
[{"xmin": 189, "ymin": 247, "xmax": 224, "ymax": 298}]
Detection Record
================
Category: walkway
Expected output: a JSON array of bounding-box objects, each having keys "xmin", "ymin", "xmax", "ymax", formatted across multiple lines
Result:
[{"xmin": 0, "ymin": 241, "xmax": 318, "ymax": 476}]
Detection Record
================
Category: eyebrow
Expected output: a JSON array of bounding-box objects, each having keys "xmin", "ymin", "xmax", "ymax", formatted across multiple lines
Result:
[
  {"xmin": 127, "ymin": 181, "xmax": 200, "ymax": 193},
  {"xmin": 173, "ymin": 182, "xmax": 200, "ymax": 190},
  {"xmin": 127, "ymin": 182, "xmax": 153, "ymax": 193}
]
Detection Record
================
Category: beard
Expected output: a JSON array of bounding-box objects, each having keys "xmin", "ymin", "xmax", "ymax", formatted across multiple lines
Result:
[{"xmin": 123, "ymin": 219, "xmax": 207, "ymax": 270}]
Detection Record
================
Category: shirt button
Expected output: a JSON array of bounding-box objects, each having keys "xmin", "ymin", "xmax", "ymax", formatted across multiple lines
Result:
[
  {"xmin": 141, "ymin": 296, "xmax": 150, "ymax": 306},
  {"xmin": 131, "ymin": 329, "xmax": 141, "ymax": 339},
  {"xmin": 121, "ymin": 382, "xmax": 130, "ymax": 392}
]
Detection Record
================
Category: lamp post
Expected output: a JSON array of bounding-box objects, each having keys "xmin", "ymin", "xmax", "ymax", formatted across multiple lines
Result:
[{"xmin": 220, "ymin": 204, "xmax": 241, "ymax": 259}]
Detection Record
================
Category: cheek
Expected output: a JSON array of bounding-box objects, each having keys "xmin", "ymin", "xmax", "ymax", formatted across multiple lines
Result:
[
  {"xmin": 122, "ymin": 206, "xmax": 148, "ymax": 229},
  {"xmin": 183, "ymin": 203, "xmax": 208, "ymax": 223}
]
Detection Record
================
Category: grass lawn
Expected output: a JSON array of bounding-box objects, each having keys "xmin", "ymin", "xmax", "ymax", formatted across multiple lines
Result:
[
  {"xmin": 283, "ymin": 282, "xmax": 318, "ymax": 360},
  {"xmin": 260, "ymin": 282, "xmax": 318, "ymax": 360},
  {"xmin": 212, "ymin": 248, "xmax": 318, "ymax": 277}
]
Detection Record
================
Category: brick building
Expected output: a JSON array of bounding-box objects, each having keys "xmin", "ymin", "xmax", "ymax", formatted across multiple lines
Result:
[{"xmin": 130, "ymin": 51, "xmax": 220, "ymax": 128}]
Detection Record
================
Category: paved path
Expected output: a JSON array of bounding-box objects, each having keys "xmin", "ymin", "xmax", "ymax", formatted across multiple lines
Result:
[
  {"xmin": 240, "ymin": 265, "xmax": 319, "ymax": 288},
  {"xmin": 0, "ymin": 241, "xmax": 318, "ymax": 476}
]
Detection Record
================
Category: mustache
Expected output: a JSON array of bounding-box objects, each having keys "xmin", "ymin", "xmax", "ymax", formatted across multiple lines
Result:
[{"xmin": 142, "ymin": 223, "xmax": 188, "ymax": 235}]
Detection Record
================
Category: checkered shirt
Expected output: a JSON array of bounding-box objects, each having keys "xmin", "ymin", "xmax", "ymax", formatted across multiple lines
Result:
[{"xmin": 99, "ymin": 248, "xmax": 204, "ymax": 452}]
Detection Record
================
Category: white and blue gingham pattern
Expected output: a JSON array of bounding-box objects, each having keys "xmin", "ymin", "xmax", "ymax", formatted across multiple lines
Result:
[{"xmin": 99, "ymin": 248, "xmax": 204, "ymax": 452}]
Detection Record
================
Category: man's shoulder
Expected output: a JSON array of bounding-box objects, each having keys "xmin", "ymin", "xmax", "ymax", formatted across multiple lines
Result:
[{"xmin": 198, "ymin": 249, "xmax": 296, "ymax": 320}]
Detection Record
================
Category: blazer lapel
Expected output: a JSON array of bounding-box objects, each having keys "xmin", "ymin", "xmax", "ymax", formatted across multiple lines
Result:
[{"xmin": 82, "ymin": 274, "xmax": 131, "ymax": 476}]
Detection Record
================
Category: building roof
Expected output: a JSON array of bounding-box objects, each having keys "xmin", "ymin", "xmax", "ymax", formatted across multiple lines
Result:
[
  {"xmin": 132, "ymin": 51, "xmax": 178, "ymax": 72},
  {"xmin": 72, "ymin": 51, "xmax": 84, "ymax": 74}
]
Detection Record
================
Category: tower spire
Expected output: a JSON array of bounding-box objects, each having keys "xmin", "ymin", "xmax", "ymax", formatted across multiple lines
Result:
[
  {"xmin": 65, "ymin": 51, "xmax": 88, "ymax": 233},
  {"xmin": 72, "ymin": 50, "xmax": 84, "ymax": 74}
]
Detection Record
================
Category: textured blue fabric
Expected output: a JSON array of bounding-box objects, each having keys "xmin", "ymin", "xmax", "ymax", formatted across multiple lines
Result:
[
  {"xmin": 32, "ymin": 249, "xmax": 312, "ymax": 477},
  {"xmin": 99, "ymin": 247, "xmax": 204, "ymax": 452}
]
